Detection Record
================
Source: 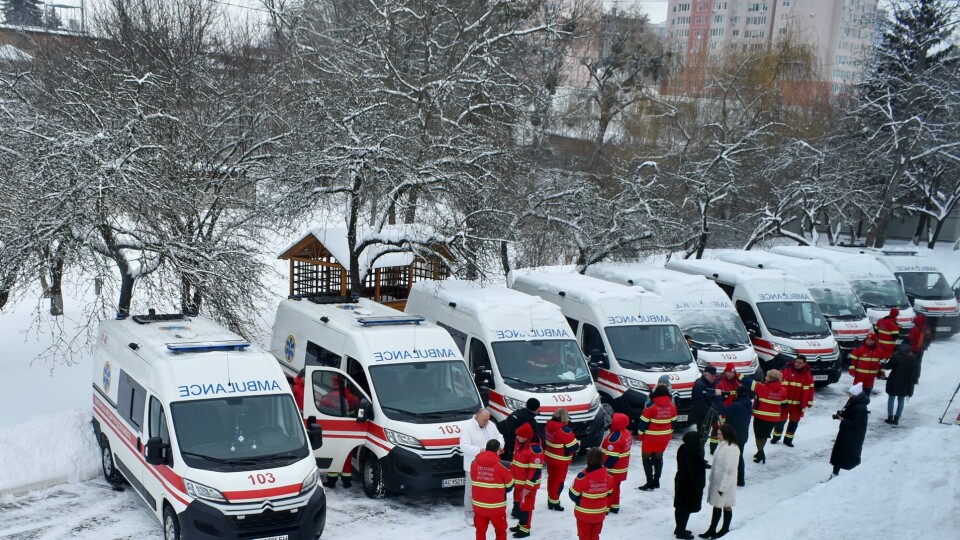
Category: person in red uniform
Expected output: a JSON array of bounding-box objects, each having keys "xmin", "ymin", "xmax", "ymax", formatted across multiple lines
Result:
[
  {"xmin": 600, "ymin": 412, "xmax": 631, "ymax": 514},
  {"xmin": 637, "ymin": 385, "xmax": 678, "ymax": 491},
  {"xmin": 849, "ymin": 333, "xmax": 884, "ymax": 396},
  {"xmin": 568, "ymin": 448, "xmax": 613, "ymax": 540},
  {"xmin": 875, "ymin": 308, "xmax": 901, "ymax": 359},
  {"xmin": 318, "ymin": 375, "xmax": 362, "ymax": 488},
  {"xmin": 739, "ymin": 369, "xmax": 785, "ymax": 464},
  {"xmin": 510, "ymin": 423, "xmax": 543, "ymax": 538},
  {"xmin": 908, "ymin": 313, "xmax": 932, "ymax": 384},
  {"xmin": 291, "ymin": 369, "xmax": 305, "ymax": 410},
  {"xmin": 544, "ymin": 408, "xmax": 580, "ymax": 511},
  {"xmin": 709, "ymin": 364, "xmax": 740, "ymax": 454},
  {"xmin": 472, "ymin": 439, "xmax": 515, "ymax": 540},
  {"xmin": 771, "ymin": 355, "xmax": 814, "ymax": 447}
]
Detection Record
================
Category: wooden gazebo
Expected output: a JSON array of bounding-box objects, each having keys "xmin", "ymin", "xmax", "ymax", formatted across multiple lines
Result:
[{"xmin": 278, "ymin": 226, "xmax": 451, "ymax": 310}]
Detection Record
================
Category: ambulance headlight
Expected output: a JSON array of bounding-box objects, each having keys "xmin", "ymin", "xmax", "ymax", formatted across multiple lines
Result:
[
  {"xmin": 300, "ymin": 467, "xmax": 321, "ymax": 495},
  {"xmin": 588, "ymin": 395, "xmax": 600, "ymax": 413},
  {"xmin": 696, "ymin": 358, "xmax": 710, "ymax": 369},
  {"xmin": 619, "ymin": 376, "xmax": 650, "ymax": 392},
  {"xmin": 503, "ymin": 396, "xmax": 527, "ymax": 411},
  {"xmin": 771, "ymin": 343, "xmax": 796, "ymax": 356},
  {"xmin": 184, "ymin": 478, "xmax": 227, "ymax": 503},
  {"xmin": 384, "ymin": 428, "xmax": 424, "ymax": 449}
]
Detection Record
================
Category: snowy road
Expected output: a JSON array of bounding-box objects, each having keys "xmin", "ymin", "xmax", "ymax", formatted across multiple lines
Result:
[{"xmin": 3, "ymin": 337, "xmax": 957, "ymax": 540}]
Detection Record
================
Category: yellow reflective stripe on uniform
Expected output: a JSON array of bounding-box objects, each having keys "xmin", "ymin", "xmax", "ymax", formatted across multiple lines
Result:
[
  {"xmin": 472, "ymin": 500, "xmax": 507, "ymax": 509},
  {"xmin": 754, "ymin": 410, "xmax": 780, "ymax": 418},
  {"xmin": 575, "ymin": 506, "xmax": 609, "ymax": 514},
  {"xmin": 511, "ymin": 462, "xmax": 543, "ymax": 469},
  {"xmin": 645, "ymin": 428, "xmax": 673, "ymax": 436},
  {"xmin": 565, "ymin": 440, "xmax": 580, "ymax": 448},
  {"xmin": 544, "ymin": 452, "xmax": 574, "ymax": 461},
  {"xmin": 569, "ymin": 488, "xmax": 582, "ymax": 496},
  {"xmin": 853, "ymin": 367, "xmax": 879, "ymax": 373},
  {"xmin": 581, "ymin": 492, "xmax": 610, "ymax": 499},
  {"xmin": 758, "ymin": 398, "xmax": 782, "ymax": 405},
  {"xmin": 609, "ymin": 467, "xmax": 628, "ymax": 474},
  {"xmin": 545, "ymin": 441, "xmax": 564, "ymax": 449}
]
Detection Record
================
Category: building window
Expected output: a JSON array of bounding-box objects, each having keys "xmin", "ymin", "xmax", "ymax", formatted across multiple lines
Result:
[
  {"xmin": 711, "ymin": 28, "xmax": 724, "ymax": 36},
  {"xmin": 713, "ymin": 14, "xmax": 724, "ymax": 23},
  {"xmin": 676, "ymin": 3, "xmax": 692, "ymax": 12}
]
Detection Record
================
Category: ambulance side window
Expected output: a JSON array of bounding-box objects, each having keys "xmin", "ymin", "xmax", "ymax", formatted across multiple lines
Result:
[
  {"xmin": 305, "ymin": 341, "xmax": 341, "ymax": 368},
  {"xmin": 718, "ymin": 284, "xmax": 735, "ymax": 299},
  {"xmin": 149, "ymin": 397, "xmax": 170, "ymax": 447},
  {"xmin": 565, "ymin": 317, "xmax": 580, "ymax": 334},
  {"xmin": 437, "ymin": 322, "xmax": 468, "ymax": 354},
  {"xmin": 736, "ymin": 301, "xmax": 759, "ymax": 328},
  {"xmin": 582, "ymin": 323, "xmax": 604, "ymax": 356},
  {"xmin": 468, "ymin": 338, "xmax": 491, "ymax": 372},
  {"xmin": 313, "ymin": 371, "xmax": 364, "ymax": 418},
  {"xmin": 117, "ymin": 370, "xmax": 147, "ymax": 430},
  {"xmin": 346, "ymin": 357, "xmax": 371, "ymax": 396}
]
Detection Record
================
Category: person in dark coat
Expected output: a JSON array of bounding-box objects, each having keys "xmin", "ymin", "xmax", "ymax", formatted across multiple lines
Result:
[
  {"xmin": 673, "ymin": 431, "xmax": 707, "ymax": 540},
  {"xmin": 883, "ymin": 342, "xmax": 918, "ymax": 426},
  {"xmin": 908, "ymin": 313, "xmax": 932, "ymax": 384},
  {"xmin": 713, "ymin": 389, "xmax": 751, "ymax": 487},
  {"xmin": 691, "ymin": 366, "xmax": 718, "ymax": 447},
  {"xmin": 502, "ymin": 398, "xmax": 542, "ymax": 461},
  {"xmin": 829, "ymin": 383, "xmax": 869, "ymax": 479}
]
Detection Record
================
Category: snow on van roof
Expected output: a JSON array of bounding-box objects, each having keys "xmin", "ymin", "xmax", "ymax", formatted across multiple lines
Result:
[
  {"xmin": 586, "ymin": 263, "xmax": 736, "ymax": 312},
  {"xmin": 283, "ymin": 296, "xmax": 426, "ymax": 328},
  {"xmin": 513, "ymin": 270, "xmax": 654, "ymax": 304},
  {"xmin": 104, "ymin": 314, "xmax": 248, "ymax": 356},
  {"xmin": 716, "ymin": 251, "xmax": 850, "ymax": 289},
  {"xmin": 411, "ymin": 279, "xmax": 570, "ymax": 335},
  {"xmin": 769, "ymin": 246, "xmax": 897, "ymax": 281},
  {"xmin": 666, "ymin": 258, "xmax": 788, "ymax": 283},
  {"xmin": 872, "ymin": 255, "xmax": 943, "ymax": 273}
]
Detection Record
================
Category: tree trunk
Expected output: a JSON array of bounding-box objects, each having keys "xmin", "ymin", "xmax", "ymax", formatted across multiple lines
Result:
[
  {"xmin": 865, "ymin": 146, "xmax": 910, "ymax": 247},
  {"xmin": 928, "ymin": 217, "xmax": 946, "ymax": 249},
  {"xmin": 499, "ymin": 240, "xmax": 511, "ymax": 286},
  {"xmin": 912, "ymin": 213, "xmax": 928, "ymax": 246},
  {"xmin": 695, "ymin": 213, "xmax": 709, "ymax": 259},
  {"xmin": 48, "ymin": 256, "xmax": 64, "ymax": 316},
  {"xmin": 118, "ymin": 271, "xmax": 135, "ymax": 316},
  {"xmin": 404, "ymin": 186, "xmax": 419, "ymax": 224}
]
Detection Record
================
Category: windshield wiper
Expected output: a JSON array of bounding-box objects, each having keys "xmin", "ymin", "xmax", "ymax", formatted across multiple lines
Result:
[
  {"xmin": 381, "ymin": 405, "xmax": 433, "ymax": 418},
  {"xmin": 255, "ymin": 450, "xmax": 303, "ymax": 463},
  {"xmin": 614, "ymin": 357, "xmax": 648, "ymax": 369},
  {"xmin": 501, "ymin": 376, "xmax": 538, "ymax": 389},
  {"xmin": 721, "ymin": 343, "xmax": 746, "ymax": 350},
  {"xmin": 181, "ymin": 451, "xmax": 258, "ymax": 465}
]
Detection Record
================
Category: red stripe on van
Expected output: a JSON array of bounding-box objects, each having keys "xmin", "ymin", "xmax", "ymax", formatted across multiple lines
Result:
[
  {"xmin": 796, "ymin": 348, "xmax": 835, "ymax": 355},
  {"xmin": 598, "ymin": 369, "xmax": 621, "ymax": 384},
  {"xmin": 223, "ymin": 484, "xmax": 301, "ymax": 501},
  {"xmin": 672, "ymin": 382, "xmax": 694, "ymax": 389},
  {"xmin": 539, "ymin": 403, "xmax": 590, "ymax": 413},
  {"xmin": 420, "ymin": 437, "xmax": 460, "ymax": 447}
]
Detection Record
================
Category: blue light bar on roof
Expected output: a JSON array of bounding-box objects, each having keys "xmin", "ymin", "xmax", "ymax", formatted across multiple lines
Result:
[
  {"xmin": 167, "ymin": 340, "xmax": 251, "ymax": 353},
  {"xmin": 356, "ymin": 316, "xmax": 425, "ymax": 327}
]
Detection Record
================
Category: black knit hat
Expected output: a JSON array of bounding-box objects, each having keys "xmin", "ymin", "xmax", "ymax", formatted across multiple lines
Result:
[{"xmin": 526, "ymin": 398, "xmax": 541, "ymax": 411}]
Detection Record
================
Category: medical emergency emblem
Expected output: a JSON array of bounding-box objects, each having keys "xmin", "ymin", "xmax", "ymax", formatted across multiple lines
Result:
[
  {"xmin": 284, "ymin": 335, "xmax": 296, "ymax": 363},
  {"xmin": 102, "ymin": 361, "xmax": 112, "ymax": 393}
]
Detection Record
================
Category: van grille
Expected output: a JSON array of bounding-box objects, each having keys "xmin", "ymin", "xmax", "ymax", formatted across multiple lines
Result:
[
  {"xmin": 427, "ymin": 456, "xmax": 463, "ymax": 474},
  {"xmin": 234, "ymin": 509, "xmax": 298, "ymax": 532}
]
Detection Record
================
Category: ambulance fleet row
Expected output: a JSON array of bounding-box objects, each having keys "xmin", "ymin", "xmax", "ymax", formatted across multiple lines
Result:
[{"xmin": 92, "ymin": 246, "xmax": 957, "ymax": 540}]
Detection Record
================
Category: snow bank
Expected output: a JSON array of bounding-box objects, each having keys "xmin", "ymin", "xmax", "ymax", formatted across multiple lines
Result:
[{"xmin": 0, "ymin": 409, "xmax": 101, "ymax": 496}]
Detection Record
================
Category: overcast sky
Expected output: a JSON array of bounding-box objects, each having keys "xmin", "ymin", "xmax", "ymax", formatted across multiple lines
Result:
[{"xmin": 607, "ymin": 0, "xmax": 669, "ymax": 23}]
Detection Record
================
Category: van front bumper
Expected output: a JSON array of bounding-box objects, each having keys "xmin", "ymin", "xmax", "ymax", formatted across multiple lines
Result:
[
  {"xmin": 382, "ymin": 446, "xmax": 465, "ymax": 494},
  {"xmin": 178, "ymin": 486, "xmax": 326, "ymax": 540}
]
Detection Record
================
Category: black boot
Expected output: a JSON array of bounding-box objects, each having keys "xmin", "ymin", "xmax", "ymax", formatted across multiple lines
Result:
[
  {"xmin": 675, "ymin": 509, "xmax": 692, "ymax": 537},
  {"xmin": 652, "ymin": 457, "xmax": 663, "ymax": 489},
  {"xmin": 511, "ymin": 501, "xmax": 521, "ymax": 519},
  {"xmin": 770, "ymin": 435, "xmax": 780, "ymax": 444},
  {"xmin": 714, "ymin": 509, "xmax": 732, "ymax": 537},
  {"xmin": 783, "ymin": 438, "xmax": 794, "ymax": 448},
  {"xmin": 884, "ymin": 415, "xmax": 894, "ymax": 424},
  {"xmin": 638, "ymin": 455, "xmax": 656, "ymax": 490},
  {"xmin": 709, "ymin": 442, "xmax": 717, "ymax": 455},
  {"xmin": 341, "ymin": 476, "xmax": 352, "ymax": 488},
  {"xmin": 323, "ymin": 476, "xmax": 337, "ymax": 488},
  {"xmin": 753, "ymin": 449, "xmax": 765, "ymax": 464},
  {"xmin": 700, "ymin": 508, "xmax": 721, "ymax": 539},
  {"xmin": 892, "ymin": 416, "xmax": 899, "ymax": 425}
]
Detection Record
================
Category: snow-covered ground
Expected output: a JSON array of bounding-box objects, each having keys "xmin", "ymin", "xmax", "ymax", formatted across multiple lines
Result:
[{"xmin": 1, "ymin": 242, "xmax": 958, "ymax": 539}]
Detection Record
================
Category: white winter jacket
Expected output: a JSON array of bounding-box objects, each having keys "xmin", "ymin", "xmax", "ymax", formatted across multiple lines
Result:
[
  {"xmin": 707, "ymin": 442, "xmax": 740, "ymax": 508},
  {"xmin": 460, "ymin": 416, "xmax": 504, "ymax": 472}
]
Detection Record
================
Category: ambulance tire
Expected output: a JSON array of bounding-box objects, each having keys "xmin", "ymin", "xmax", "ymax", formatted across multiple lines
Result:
[
  {"xmin": 360, "ymin": 450, "xmax": 386, "ymax": 499},
  {"xmin": 600, "ymin": 398, "xmax": 615, "ymax": 430},
  {"xmin": 163, "ymin": 504, "xmax": 182, "ymax": 540},
  {"xmin": 100, "ymin": 436, "xmax": 124, "ymax": 486}
]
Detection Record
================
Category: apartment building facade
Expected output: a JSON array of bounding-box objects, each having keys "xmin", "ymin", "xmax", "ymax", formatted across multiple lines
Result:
[{"xmin": 665, "ymin": 0, "xmax": 881, "ymax": 93}]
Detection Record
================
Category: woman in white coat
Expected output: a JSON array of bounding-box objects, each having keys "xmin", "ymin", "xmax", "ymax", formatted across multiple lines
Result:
[{"xmin": 700, "ymin": 424, "xmax": 740, "ymax": 539}]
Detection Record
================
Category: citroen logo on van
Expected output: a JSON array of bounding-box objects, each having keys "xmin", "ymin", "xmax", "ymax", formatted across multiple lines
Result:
[
  {"xmin": 102, "ymin": 361, "xmax": 112, "ymax": 392},
  {"xmin": 284, "ymin": 335, "xmax": 296, "ymax": 363}
]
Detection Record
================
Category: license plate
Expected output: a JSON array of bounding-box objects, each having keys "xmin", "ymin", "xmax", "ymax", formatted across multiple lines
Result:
[
  {"xmin": 676, "ymin": 415, "xmax": 688, "ymax": 422},
  {"xmin": 813, "ymin": 374, "xmax": 829, "ymax": 381},
  {"xmin": 937, "ymin": 326, "xmax": 951, "ymax": 332},
  {"xmin": 442, "ymin": 477, "xmax": 465, "ymax": 488},
  {"xmin": 253, "ymin": 536, "xmax": 288, "ymax": 540}
]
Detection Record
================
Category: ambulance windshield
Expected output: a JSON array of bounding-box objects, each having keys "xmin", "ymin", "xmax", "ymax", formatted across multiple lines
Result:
[
  {"xmin": 850, "ymin": 279, "xmax": 911, "ymax": 309},
  {"xmin": 490, "ymin": 339, "xmax": 592, "ymax": 391},
  {"xmin": 369, "ymin": 360, "xmax": 482, "ymax": 423},
  {"xmin": 604, "ymin": 325, "xmax": 692, "ymax": 367},
  {"xmin": 756, "ymin": 301, "xmax": 831, "ymax": 339},
  {"xmin": 671, "ymin": 311, "xmax": 750, "ymax": 350},
  {"xmin": 809, "ymin": 287, "xmax": 866, "ymax": 319},
  {"xmin": 896, "ymin": 272, "xmax": 953, "ymax": 300},
  {"xmin": 171, "ymin": 394, "xmax": 309, "ymax": 471}
]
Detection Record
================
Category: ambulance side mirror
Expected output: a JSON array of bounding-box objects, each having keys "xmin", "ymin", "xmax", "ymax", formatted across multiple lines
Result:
[
  {"xmin": 744, "ymin": 321, "xmax": 760, "ymax": 337},
  {"xmin": 474, "ymin": 368, "xmax": 494, "ymax": 390},
  {"xmin": 145, "ymin": 437, "xmax": 168, "ymax": 466},
  {"xmin": 306, "ymin": 417, "xmax": 323, "ymax": 449},
  {"xmin": 589, "ymin": 350, "xmax": 609, "ymax": 369},
  {"xmin": 357, "ymin": 398, "xmax": 373, "ymax": 423}
]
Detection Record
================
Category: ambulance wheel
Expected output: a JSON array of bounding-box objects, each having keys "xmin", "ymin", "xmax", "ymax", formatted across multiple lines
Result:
[
  {"xmin": 600, "ymin": 398, "xmax": 614, "ymax": 430},
  {"xmin": 100, "ymin": 436, "xmax": 124, "ymax": 486},
  {"xmin": 360, "ymin": 450, "xmax": 386, "ymax": 499},
  {"xmin": 163, "ymin": 504, "xmax": 182, "ymax": 540}
]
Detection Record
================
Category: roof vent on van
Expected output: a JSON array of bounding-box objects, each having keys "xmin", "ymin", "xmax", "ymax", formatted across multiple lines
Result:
[
  {"xmin": 301, "ymin": 294, "xmax": 359, "ymax": 305},
  {"xmin": 132, "ymin": 313, "xmax": 188, "ymax": 324},
  {"xmin": 356, "ymin": 315, "xmax": 425, "ymax": 327},
  {"xmin": 559, "ymin": 291, "xmax": 566, "ymax": 297},
  {"xmin": 167, "ymin": 340, "xmax": 251, "ymax": 353}
]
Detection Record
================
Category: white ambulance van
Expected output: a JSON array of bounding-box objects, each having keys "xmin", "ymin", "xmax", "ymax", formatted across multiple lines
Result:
[
  {"xmin": 769, "ymin": 246, "xmax": 916, "ymax": 331},
  {"xmin": 585, "ymin": 263, "xmax": 759, "ymax": 376},
  {"xmin": 92, "ymin": 312, "xmax": 326, "ymax": 540},
  {"xmin": 511, "ymin": 271, "xmax": 699, "ymax": 424},
  {"xmin": 826, "ymin": 247, "xmax": 958, "ymax": 337},
  {"xmin": 665, "ymin": 259, "xmax": 843, "ymax": 385},
  {"xmin": 716, "ymin": 251, "xmax": 872, "ymax": 358},
  {"xmin": 405, "ymin": 279, "xmax": 606, "ymax": 448},
  {"xmin": 270, "ymin": 296, "xmax": 483, "ymax": 499}
]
